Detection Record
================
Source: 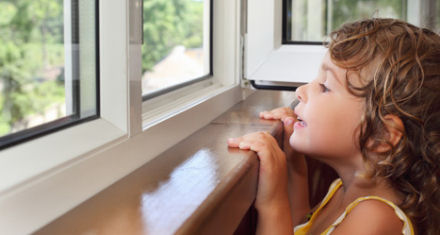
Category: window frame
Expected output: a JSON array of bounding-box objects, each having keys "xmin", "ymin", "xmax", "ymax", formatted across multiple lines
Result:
[
  {"xmin": 245, "ymin": 0, "xmax": 327, "ymax": 87},
  {"xmin": 281, "ymin": 0, "xmax": 411, "ymax": 45},
  {"xmin": 281, "ymin": 0, "xmax": 322, "ymax": 45},
  {"xmin": 246, "ymin": 0, "xmax": 432, "ymax": 89},
  {"xmin": 0, "ymin": 0, "xmax": 243, "ymax": 234},
  {"xmin": 0, "ymin": 0, "xmax": 100, "ymax": 150}
]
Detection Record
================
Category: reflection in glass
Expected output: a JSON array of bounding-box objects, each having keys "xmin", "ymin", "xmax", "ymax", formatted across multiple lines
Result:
[
  {"xmin": 142, "ymin": 0, "xmax": 211, "ymax": 97},
  {"xmin": 0, "ymin": 0, "xmax": 98, "ymax": 147},
  {"xmin": 284, "ymin": 0, "xmax": 440, "ymax": 43}
]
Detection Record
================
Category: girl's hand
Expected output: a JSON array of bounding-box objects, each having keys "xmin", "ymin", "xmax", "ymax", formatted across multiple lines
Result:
[
  {"xmin": 259, "ymin": 107, "xmax": 295, "ymax": 121},
  {"xmin": 258, "ymin": 107, "xmax": 309, "ymax": 227},
  {"xmin": 260, "ymin": 107, "xmax": 298, "ymax": 158},
  {"xmin": 227, "ymin": 132, "xmax": 289, "ymax": 210}
]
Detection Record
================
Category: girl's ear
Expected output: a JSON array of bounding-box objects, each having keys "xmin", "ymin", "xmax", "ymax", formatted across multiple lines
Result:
[{"xmin": 374, "ymin": 114, "xmax": 404, "ymax": 153}]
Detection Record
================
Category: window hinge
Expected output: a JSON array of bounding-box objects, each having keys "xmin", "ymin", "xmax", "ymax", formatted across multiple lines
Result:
[
  {"xmin": 240, "ymin": 0, "xmax": 249, "ymax": 88},
  {"xmin": 241, "ymin": 34, "xmax": 250, "ymax": 88}
]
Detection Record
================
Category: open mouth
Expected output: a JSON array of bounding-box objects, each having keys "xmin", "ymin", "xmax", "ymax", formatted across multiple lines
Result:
[{"xmin": 295, "ymin": 117, "xmax": 307, "ymax": 127}]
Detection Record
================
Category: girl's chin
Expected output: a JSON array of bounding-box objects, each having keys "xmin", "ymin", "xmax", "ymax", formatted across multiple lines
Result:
[
  {"xmin": 289, "ymin": 138, "xmax": 303, "ymax": 152},
  {"xmin": 289, "ymin": 133, "xmax": 302, "ymax": 146}
]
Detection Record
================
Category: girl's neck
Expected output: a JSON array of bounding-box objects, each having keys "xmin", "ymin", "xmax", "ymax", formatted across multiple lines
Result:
[
  {"xmin": 326, "ymin": 156, "xmax": 402, "ymax": 203},
  {"xmin": 336, "ymin": 166, "xmax": 372, "ymax": 192},
  {"xmin": 324, "ymin": 153, "xmax": 376, "ymax": 192}
]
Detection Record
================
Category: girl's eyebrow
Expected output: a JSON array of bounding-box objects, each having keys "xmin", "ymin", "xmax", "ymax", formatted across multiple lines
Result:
[{"xmin": 322, "ymin": 63, "xmax": 343, "ymax": 85}]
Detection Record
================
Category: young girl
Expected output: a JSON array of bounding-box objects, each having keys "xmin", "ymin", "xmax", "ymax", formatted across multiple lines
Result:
[{"xmin": 228, "ymin": 18, "xmax": 440, "ymax": 235}]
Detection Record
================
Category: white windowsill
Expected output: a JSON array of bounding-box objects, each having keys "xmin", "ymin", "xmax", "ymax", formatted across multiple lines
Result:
[
  {"xmin": 0, "ymin": 83, "xmax": 242, "ymax": 235},
  {"xmin": 143, "ymin": 80, "xmax": 227, "ymax": 128}
]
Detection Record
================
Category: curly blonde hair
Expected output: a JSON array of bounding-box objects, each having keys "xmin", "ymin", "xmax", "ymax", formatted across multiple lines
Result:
[{"xmin": 328, "ymin": 18, "xmax": 440, "ymax": 235}]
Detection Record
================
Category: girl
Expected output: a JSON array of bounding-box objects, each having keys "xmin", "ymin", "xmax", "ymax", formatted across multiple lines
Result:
[{"xmin": 228, "ymin": 18, "xmax": 440, "ymax": 235}]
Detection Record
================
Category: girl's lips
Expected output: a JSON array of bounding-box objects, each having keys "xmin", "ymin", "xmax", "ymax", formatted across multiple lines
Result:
[
  {"xmin": 294, "ymin": 119, "xmax": 307, "ymax": 128},
  {"xmin": 294, "ymin": 110, "xmax": 306, "ymax": 128}
]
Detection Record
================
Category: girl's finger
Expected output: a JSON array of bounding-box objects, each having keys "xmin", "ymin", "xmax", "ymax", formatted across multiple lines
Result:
[
  {"xmin": 239, "ymin": 141, "xmax": 251, "ymax": 150},
  {"xmin": 229, "ymin": 136, "xmax": 258, "ymax": 149},
  {"xmin": 227, "ymin": 137, "xmax": 242, "ymax": 147},
  {"xmin": 283, "ymin": 117, "xmax": 295, "ymax": 136},
  {"xmin": 262, "ymin": 113, "xmax": 275, "ymax": 119}
]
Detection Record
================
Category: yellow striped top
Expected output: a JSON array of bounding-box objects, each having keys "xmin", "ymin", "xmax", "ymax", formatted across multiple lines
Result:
[{"xmin": 294, "ymin": 179, "xmax": 415, "ymax": 235}]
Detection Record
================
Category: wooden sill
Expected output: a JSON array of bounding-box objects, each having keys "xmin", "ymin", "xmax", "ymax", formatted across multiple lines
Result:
[{"xmin": 35, "ymin": 91, "xmax": 294, "ymax": 235}]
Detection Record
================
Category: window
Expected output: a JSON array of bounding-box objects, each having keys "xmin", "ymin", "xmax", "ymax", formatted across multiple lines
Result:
[
  {"xmin": 283, "ymin": 0, "xmax": 440, "ymax": 44},
  {"xmin": 0, "ymin": 0, "xmax": 244, "ymax": 233},
  {"xmin": 245, "ymin": 0, "xmax": 440, "ymax": 87},
  {"xmin": 0, "ymin": 0, "xmax": 99, "ymax": 149},
  {"xmin": 141, "ymin": 0, "xmax": 212, "ymax": 100}
]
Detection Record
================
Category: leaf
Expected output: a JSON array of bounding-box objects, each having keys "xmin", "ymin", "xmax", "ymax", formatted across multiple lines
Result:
[{"xmin": 0, "ymin": 2, "xmax": 17, "ymax": 25}]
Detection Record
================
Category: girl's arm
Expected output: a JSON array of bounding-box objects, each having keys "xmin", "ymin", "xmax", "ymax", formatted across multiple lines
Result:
[
  {"xmin": 286, "ymin": 151, "xmax": 310, "ymax": 226},
  {"xmin": 260, "ymin": 107, "xmax": 311, "ymax": 226},
  {"xmin": 256, "ymin": 198, "xmax": 294, "ymax": 235},
  {"xmin": 228, "ymin": 132, "xmax": 293, "ymax": 235}
]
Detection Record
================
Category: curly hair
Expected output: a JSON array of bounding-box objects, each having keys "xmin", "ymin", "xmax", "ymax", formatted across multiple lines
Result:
[{"xmin": 328, "ymin": 18, "xmax": 440, "ymax": 235}]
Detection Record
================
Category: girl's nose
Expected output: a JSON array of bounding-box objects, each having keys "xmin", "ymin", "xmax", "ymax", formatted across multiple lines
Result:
[{"xmin": 296, "ymin": 84, "xmax": 307, "ymax": 103}]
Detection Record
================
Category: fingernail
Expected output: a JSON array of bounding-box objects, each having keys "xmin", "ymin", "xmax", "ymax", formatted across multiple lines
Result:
[
  {"xmin": 285, "ymin": 118, "xmax": 293, "ymax": 125},
  {"xmin": 228, "ymin": 138, "xmax": 235, "ymax": 143}
]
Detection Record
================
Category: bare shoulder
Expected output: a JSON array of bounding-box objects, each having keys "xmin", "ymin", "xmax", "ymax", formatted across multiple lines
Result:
[{"xmin": 331, "ymin": 199, "xmax": 404, "ymax": 235}]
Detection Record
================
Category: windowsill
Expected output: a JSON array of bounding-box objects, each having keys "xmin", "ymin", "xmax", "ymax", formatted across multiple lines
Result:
[
  {"xmin": 0, "ymin": 119, "xmax": 126, "ymax": 195},
  {"xmin": 142, "ymin": 80, "xmax": 224, "ymax": 128},
  {"xmin": 0, "ymin": 83, "xmax": 243, "ymax": 235},
  {"xmin": 34, "ymin": 90, "xmax": 295, "ymax": 234}
]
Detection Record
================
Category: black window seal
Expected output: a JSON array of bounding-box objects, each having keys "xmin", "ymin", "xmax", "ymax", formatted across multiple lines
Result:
[{"xmin": 249, "ymin": 80, "xmax": 298, "ymax": 92}]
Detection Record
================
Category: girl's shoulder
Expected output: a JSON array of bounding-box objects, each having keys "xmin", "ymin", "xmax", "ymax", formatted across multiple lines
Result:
[{"xmin": 329, "ymin": 196, "xmax": 415, "ymax": 235}]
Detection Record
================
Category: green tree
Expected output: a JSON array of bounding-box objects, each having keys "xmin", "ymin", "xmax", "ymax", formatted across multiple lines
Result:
[
  {"xmin": 329, "ymin": 0, "xmax": 403, "ymax": 33},
  {"xmin": 0, "ymin": 0, "xmax": 64, "ymax": 136},
  {"xmin": 142, "ymin": 0, "xmax": 204, "ymax": 72}
]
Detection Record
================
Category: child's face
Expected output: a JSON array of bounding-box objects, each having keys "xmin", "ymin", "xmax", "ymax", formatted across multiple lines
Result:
[{"xmin": 290, "ymin": 53, "xmax": 365, "ymax": 160}]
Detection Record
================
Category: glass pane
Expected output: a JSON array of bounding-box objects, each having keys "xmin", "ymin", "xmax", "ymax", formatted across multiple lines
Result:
[
  {"xmin": 284, "ymin": 0, "xmax": 440, "ymax": 43},
  {"xmin": 142, "ymin": 0, "xmax": 211, "ymax": 97},
  {"xmin": 0, "ymin": 0, "xmax": 98, "ymax": 145}
]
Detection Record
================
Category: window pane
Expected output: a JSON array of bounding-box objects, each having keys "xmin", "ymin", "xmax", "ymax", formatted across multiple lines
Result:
[
  {"xmin": 284, "ymin": 0, "xmax": 440, "ymax": 43},
  {"xmin": 0, "ymin": 0, "xmax": 98, "ymax": 147},
  {"xmin": 142, "ymin": 0, "xmax": 211, "ymax": 97}
]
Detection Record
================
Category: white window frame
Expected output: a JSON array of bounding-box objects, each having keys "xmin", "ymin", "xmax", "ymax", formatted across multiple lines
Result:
[
  {"xmin": 245, "ymin": 0, "xmax": 327, "ymax": 86},
  {"xmin": 0, "ymin": 0, "xmax": 243, "ymax": 234},
  {"xmin": 244, "ymin": 0, "xmax": 431, "ymax": 87}
]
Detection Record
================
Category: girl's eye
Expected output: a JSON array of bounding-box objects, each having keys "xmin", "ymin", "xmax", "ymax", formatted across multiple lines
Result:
[{"xmin": 319, "ymin": 83, "xmax": 330, "ymax": 92}]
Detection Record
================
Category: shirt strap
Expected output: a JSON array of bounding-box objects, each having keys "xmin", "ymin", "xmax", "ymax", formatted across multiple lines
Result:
[
  {"xmin": 325, "ymin": 195, "xmax": 415, "ymax": 235},
  {"xmin": 294, "ymin": 178, "xmax": 343, "ymax": 234}
]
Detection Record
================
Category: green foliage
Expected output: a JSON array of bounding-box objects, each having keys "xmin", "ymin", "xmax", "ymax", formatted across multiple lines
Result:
[
  {"xmin": 330, "ymin": 0, "xmax": 404, "ymax": 33},
  {"xmin": 1, "ymin": 0, "xmax": 205, "ymax": 137},
  {"xmin": 0, "ymin": 0, "xmax": 64, "ymax": 136},
  {"xmin": 0, "ymin": 2, "xmax": 17, "ymax": 25},
  {"xmin": 142, "ymin": 0, "xmax": 204, "ymax": 72}
]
